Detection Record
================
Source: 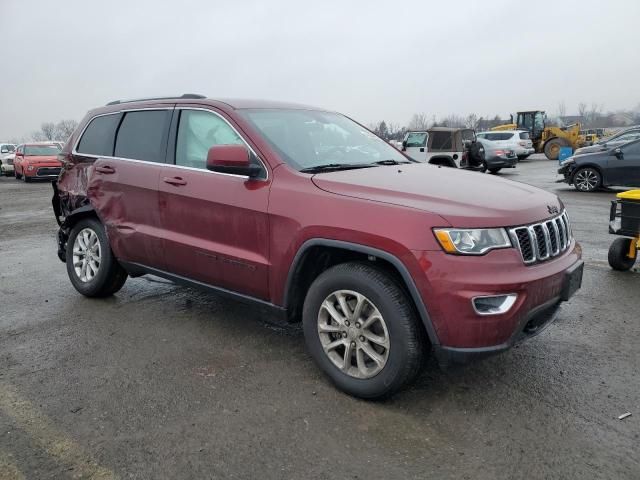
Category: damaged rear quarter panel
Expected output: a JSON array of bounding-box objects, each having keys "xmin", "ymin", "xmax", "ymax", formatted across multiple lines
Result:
[{"xmin": 58, "ymin": 154, "xmax": 165, "ymax": 268}]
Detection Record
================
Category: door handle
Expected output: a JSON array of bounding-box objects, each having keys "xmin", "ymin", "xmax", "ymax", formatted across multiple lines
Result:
[
  {"xmin": 163, "ymin": 176, "xmax": 187, "ymax": 186},
  {"xmin": 95, "ymin": 165, "xmax": 115, "ymax": 174},
  {"xmin": 419, "ymin": 148, "xmax": 425, "ymax": 152}
]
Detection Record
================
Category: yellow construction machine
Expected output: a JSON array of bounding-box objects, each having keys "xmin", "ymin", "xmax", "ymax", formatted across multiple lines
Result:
[{"xmin": 492, "ymin": 110, "xmax": 588, "ymax": 160}]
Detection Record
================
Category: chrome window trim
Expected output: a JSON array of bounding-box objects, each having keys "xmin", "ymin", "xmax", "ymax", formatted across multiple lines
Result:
[{"xmin": 72, "ymin": 106, "xmax": 268, "ymax": 181}]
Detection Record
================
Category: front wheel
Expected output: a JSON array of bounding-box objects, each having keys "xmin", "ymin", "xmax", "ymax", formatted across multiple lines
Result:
[
  {"xmin": 15, "ymin": 170, "xmax": 22, "ymax": 180},
  {"xmin": 572, "ymin": 167, "xmax": 601, "ymax": 192},
  {"xmin": 302, "ymin": 262, "xmax": 425, "ymax": 399},
  {"xmin": 66, "ymin": 218, "xmax": 128, "ymax": 297},
  {"xmin": 608, "ymin": 238, "xmax": 636, "ymax": 271},
  {"xmin": 488, "ymin": 167, "xmax": 502, "ymax": 174}
]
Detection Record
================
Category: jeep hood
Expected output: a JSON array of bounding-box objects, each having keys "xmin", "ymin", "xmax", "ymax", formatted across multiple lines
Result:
[{"xmin": 311, "ymin": 163, "xmax": 562, "ymax": 228}]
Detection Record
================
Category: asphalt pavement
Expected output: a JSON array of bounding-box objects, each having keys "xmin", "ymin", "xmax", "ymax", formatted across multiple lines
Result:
[{"xmin": 0, "ymin": 155, "xmax": 638, "ymax": 479}]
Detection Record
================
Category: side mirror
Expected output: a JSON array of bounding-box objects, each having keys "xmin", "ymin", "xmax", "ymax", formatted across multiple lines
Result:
[
  {"xmin": 0, "ymin": 149, "xmax": 7, "ymax": 154},
  {"xmin": 206, "ymin": 144, "xmax": 262, "ymax": 178},
  {"xmin": 611, "ymin": 147, "xmax": 623, "ymax": 158},
  {"xmin": 401, "ymin": 140, "xmax": 407, "ymax": 151},
  {"xmin": 15, "ymin": 152, "xmax": 23, "ymax": 158}
]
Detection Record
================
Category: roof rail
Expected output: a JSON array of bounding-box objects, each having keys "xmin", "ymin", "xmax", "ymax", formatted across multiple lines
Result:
[{"xmin": 105, "ymin": 93, "xmax": 206, "ymax": 106}]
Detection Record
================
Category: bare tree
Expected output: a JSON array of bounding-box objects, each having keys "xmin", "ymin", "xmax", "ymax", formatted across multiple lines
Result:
[
  {"xmin": 407, "ymin": 113, "xmax": 429, "ymax": 130},
  {"xmin": 441, "ymin": 114, "xmax": 466, "ymax": 128},
  {"xmin": 55, "ymin": 119, "xmax": 78, "ymax": 140},
  {"xmin": 557, "ymin": 101, "xmax": 566, "ymax": 119},
  {"xmin": 31, "ymin": 130, "xmax": 47, "ymax": 141},
  {"xmin": 40, "ymin": 122, "xmax": 57, "ymax": 140},
  {"xmin": 577, "ymin": 102, "xmax": 588, "ymax": 120},
  {"xmin": 465, "ymin": 113, "xmax": 479, "ymax": 130}
]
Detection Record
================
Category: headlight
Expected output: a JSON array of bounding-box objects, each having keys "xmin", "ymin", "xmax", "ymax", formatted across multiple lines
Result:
[
  {"xmin": 560, "ymin": 156, "xmax": 575, "ymax": 166},
  {"xmin": 434, "ymin": 228, "xmax": 511, "ymax": 255},
  {"xmin": 27, "ymin": 165, "xmax": 35, "ymax": 171}
]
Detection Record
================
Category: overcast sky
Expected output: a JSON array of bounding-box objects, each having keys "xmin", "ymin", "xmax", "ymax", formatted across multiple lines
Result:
[{"xmin": 1, "ymin": 0, "xmax": 639, "ymax": 140}]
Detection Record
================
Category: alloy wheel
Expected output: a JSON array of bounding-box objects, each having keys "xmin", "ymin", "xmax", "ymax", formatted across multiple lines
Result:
[
  {"xmin": 317, "ymin": 290, "xmax": 390, "ymax": 379},
  {"xmin": 574, "ymin": 169, "xmax": 599, "ymax": 191},
  {"xmin": 72, "ymin": 228, "xmax": 101, "ymax": 282}
]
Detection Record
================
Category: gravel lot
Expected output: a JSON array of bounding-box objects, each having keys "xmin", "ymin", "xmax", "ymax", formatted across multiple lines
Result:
[{"xmin": 1, "ymin": 156, "xmax": 638, "ymax": 479}]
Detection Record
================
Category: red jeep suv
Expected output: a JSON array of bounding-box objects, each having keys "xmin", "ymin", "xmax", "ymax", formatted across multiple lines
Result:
[{"xmin": 52, "ymin": 95, "xmax": 583, "ymax": 398}]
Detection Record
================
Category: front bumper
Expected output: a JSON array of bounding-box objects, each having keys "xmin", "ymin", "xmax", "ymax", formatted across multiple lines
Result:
[
  {"xmin": 410, "ymin": 244, "xmax": 583, "ymax": 366},
  {"xmin": 557, "ymin": 163, "xmax": 576, "ymax": 183},
  {"xmin": 24, "ymin": 166, "xmax": 62, "ymax": 179}
]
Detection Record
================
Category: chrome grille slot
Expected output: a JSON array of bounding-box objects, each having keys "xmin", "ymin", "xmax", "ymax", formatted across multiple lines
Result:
[{"xmin": 509, "ymin": 211, "xmax": 572, "ymax": 265}]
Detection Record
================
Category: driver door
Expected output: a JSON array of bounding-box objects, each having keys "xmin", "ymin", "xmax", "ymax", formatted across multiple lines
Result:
[
  {"xmin": 607, "ymin": 141, "xmax": 640, "ymax": 186},
  {"xmin": 158, "ymin": 107, "xmax": 271, "ymax": 300}
]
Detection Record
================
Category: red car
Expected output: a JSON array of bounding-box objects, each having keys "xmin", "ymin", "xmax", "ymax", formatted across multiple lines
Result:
[
  {"xmin": 52, "ymin": 95, "xmax": 583, "ymax": 398},
  {"xmin": 14, "ymin": 142, "xmax": 62, "ymax": 182}
]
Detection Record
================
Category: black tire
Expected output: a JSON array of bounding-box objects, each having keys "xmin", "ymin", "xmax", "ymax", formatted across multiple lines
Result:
[
  {"xmin": 488, "ymin": 167, "xmax": 502, "ymax": 174},
  {"xmin": 302, "ymin": 262, "xmax": 425, "ymax": 399},
  {"xmin": 572, "ymin": 167, "xmax": 601, "ymax": 192},
  {"xmin": 15, "ymin": 170, "xmax": 22, "ymax": 180},
  {"xmin": 517, "ymin": 155, "xmax": 529, "ymax": 161},
  {"xmin": 23, "ymin": 174, "xmax": 31, "ymax": 183},
  {"xmin": 66, "ymin": 217, "xmax": 128, "ymax": 297},
  {"xmin": 544, "ymin": 138, "xmax": 569, "ymax": 160},
  {"xmin": 608, "ymin": 238, "xmax": 636, "ymax": 271}
]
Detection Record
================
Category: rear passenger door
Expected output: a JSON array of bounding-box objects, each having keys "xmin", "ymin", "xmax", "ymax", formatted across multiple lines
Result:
[
  {"xmin": 158, "ymin": 107, "xmax": 271, "ymax": 300},
  {"xmin": 79, "ymin": 108, "xmax": 173, "ymax": 270}
]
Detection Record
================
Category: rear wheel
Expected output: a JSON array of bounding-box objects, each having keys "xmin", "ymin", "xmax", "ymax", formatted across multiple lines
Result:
[
  {"xmin": 608, "ymin": 238, "xmax": 636, "ymax": 271},
  {"xmin": 66, "ymin": 218, "xmax": 128, "ymax": 297},
  {"xmin": 302, "ymin": 262, "xmax": 425, "ymax": 399},
  {"xmin": 544, "ymin": 138, "xmax": 570, "ymax": 160},
  {"xmin": 572, "ymin": 167, "xmax": 601, "ymax": 192}
]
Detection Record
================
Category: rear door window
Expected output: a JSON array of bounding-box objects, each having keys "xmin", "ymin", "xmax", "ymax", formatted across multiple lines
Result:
[
  {"xmin": 114, "ymin": 110, "xmax": 171, "ymax": 163},
  {"xmin": 430, "ymin": 131, "xmax": 453, "ymax": 151},
  {"xmin": 76, "ymin": 114, "xmax": 121, "ymax": 156}
]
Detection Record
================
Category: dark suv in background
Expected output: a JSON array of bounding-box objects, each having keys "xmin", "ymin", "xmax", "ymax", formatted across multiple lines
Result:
[{"xmin": 52, "ymin": 94, "xmax": 583, "ymax": 398}]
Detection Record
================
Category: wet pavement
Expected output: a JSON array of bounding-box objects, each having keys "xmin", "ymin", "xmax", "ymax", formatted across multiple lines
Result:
[{"xmin": 1, "ymin": 156, "xmax": 638, "ymax": 479}]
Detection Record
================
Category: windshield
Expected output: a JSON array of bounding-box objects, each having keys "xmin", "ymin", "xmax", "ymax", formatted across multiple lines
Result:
[
  {"xmin": 24, "ymin": 145, "xmax": 61, "ymax": 156},
  {"xmin": 241, "ymin": 109, "xmax": 411, "ymax": 170},
  {"xmin": 600, "ymin": 130, "xmax": 640, "ymax": 145},
  {"xmin": 1, "ymin": 144, "xmax": 15, "ymax": 153}
]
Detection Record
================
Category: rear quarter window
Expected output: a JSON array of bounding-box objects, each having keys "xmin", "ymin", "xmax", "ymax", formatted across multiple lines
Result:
[
  {"xmin": 76, "ymin": 114, "xmax": 121, "ymax": 156},
  {"xmin": 519, "ymin": 132, "xmax": 530, "ymax": 140}
]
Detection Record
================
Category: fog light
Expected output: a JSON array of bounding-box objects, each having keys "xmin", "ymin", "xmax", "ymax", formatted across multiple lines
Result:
[
  {"xmin": 28, "ymin": 165, "xmax": 35, "ymax": 171},
  {"xmin": 472, "ymin": 294, "xmax": 517, "ymax": 315}
]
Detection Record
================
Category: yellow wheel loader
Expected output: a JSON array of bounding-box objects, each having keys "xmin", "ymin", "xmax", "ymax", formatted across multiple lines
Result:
[{"xmin": 492, "ymin": 111, "xmax": 587, "ymax": 160}]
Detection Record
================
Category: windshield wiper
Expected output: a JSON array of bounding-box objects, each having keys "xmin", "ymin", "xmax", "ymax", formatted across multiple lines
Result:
[
  {"xmin": 373, "ymin": 159, "xmax": 413, "ymax": 165},
  {"xmin": 299, "ymin": 163, "xmax": 377, "ymax": 173}
]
